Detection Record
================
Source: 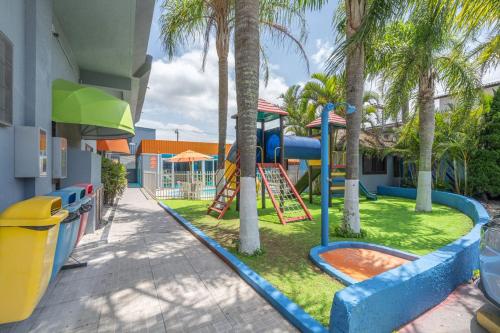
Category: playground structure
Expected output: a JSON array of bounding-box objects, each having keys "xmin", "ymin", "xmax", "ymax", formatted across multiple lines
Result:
[
  {"xmin": 208, "ymin": 99, "xmax": 313, "ymax": 225},
  {"xmin": 207, "ymin": 99, "xmax": 377, "ymax": 224}
]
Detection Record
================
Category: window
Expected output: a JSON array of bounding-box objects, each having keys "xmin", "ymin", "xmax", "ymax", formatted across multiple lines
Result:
[
  {"xmin": 0, "ymin": 31, "xmax": 13, "ymax": 126},
  {"xmin": 362, "ymin": 154, "xmax": 387, "ymax": 175},
  {"xmin": 393, "ymin": 156, "xmax": 402, "ymax": 177}
]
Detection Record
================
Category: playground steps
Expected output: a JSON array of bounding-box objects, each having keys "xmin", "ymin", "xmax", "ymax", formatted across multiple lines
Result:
[
  {"xmin": 257, "ymin": 163, "xmax": 312, "ymax": 225},
  {"xmin": 331, "ymin": 166, "xmax": 346, "ymax": 196},
  {"xmin": 207, "ymin": 156, "xmax": 240, "ymax": 219}
]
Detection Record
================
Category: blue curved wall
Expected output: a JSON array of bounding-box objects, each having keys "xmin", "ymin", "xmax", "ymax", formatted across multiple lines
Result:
[{"xmin": 330, "ymin": 186, "xmax": 490, "ymax": 333}]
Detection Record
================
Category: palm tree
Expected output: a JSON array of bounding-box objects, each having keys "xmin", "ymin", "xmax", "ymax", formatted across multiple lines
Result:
[
  {"xmin": 327, "ymin": 0, "xmax": 411, "ymax": 234},
  {"xmin": 371, "ymin": 4, "xmax": 480, "ymax": 211},
  {"xmin": 280, "ymin": 85, "xmax": 313, "ymax": 136},
  {"xmin": 235, "ymin": 0, "xmax": 260, "ymax": 255},
  {"xmin": 301, "ymin": 73, "xmax": 346, "ymax": 114},
  {"xmin": 342, "ymin": 0, "xmax": 366, "ymax": 232},
  {"xmin": 160, "ymin": 0, "xmax": 310, "ymax": 179}
]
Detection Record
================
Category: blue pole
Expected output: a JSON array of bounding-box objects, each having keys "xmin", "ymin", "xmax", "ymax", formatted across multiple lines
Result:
[{"xmin": 321, "ymin": 103, "xmax": 334, "ymax": 247}]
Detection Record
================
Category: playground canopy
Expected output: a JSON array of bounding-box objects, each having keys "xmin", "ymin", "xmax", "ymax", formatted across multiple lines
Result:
[
  {"xmin": 257, "ymin": 99, "xmax": 288, "ymax": 122},
  {"xmin": 306, "ymin": 112, "xmax": 346, "ymax": 129},
  {"xmin": 167, "ymin": 150, "xmax": 213, "ymax": 163}
]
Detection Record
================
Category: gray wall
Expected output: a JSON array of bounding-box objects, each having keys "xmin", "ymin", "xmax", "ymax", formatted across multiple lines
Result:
[
  {"xmin": 0, "ymin": 0, "xmax": 26, "ymax": 209},
  {"xmin": 61, "ymin": 148, "xmax": 102, "ymax": 188},
  {"xmin": 0, "ymin": 0, "xmax": 80, "ymax": 211},
  {"xmin": 129, "ymin": 126, "xmax": 156, "ymax": 154}
]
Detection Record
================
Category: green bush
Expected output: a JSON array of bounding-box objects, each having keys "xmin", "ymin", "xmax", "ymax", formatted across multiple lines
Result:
[
  {"xmin": 102, "ymin": 157, "xmax": 127, "ymax": 204},
  {"xmin": 470, "ymin": 89, "xmax": 500, "ymax": 198}
]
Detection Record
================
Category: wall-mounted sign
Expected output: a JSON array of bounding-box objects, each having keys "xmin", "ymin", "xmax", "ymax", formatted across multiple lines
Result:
[{"xmin": 150, "ymin": 155, "xmax": 158, "ymax": 170}]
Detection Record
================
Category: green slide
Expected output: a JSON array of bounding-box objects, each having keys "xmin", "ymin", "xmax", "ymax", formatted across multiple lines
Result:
[
  {"xmin": 359, "ymin": 181, "xmax": 378, "ymax": 200},
  {"xmin": 295, "ymin": 167, "xmax": 320, "ymax": 194}
]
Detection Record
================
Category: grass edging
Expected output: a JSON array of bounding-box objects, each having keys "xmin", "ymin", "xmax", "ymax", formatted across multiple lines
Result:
[{"xmin": 158, "ymin": 201, "xmax": 327, "ymax": 333}]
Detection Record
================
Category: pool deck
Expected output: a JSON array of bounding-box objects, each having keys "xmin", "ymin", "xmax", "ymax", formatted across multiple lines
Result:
[{"xmin": 0, "ymin": 188, "xmax": 296, "ymax": 333}]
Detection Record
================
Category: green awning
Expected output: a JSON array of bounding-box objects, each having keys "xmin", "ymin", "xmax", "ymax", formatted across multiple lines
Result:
[{"xmin": 52, "ymin": 79, "xmax": 135, "ymax": 139}]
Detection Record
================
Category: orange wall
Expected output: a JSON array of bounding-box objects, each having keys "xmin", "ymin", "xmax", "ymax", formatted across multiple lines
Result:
[{"xmin": 137, "ymin": 139, "xmax": 232, "ymax": 156}]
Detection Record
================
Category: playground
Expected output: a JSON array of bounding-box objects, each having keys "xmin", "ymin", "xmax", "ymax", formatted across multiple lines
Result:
[
  {"xmin": 160, "ymin": 101, "xmax": 494, "ymax": 331},
  {"xmin": 164, "ymin": 195, "xmax": 473, "ymax": 325}
]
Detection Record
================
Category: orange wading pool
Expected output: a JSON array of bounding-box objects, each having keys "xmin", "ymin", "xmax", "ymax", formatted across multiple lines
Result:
[{"xmin": 320, "ymin": 248, "xmax": 411, "ymax": 282}]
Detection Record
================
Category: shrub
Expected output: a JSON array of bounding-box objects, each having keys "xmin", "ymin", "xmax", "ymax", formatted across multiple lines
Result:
[
  {"xmin": 470, "ymin": 89, "xmax": 500, "ymax": 198},
  {"xmin": 333, "ymin": 225, "xmax": 367, "ymax": 238},
  {"xmin": 102, "ymin": 157, "xmax": 127, "ymax": 204}
]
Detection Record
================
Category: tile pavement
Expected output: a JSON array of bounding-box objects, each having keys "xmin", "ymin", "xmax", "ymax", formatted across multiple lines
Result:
[{"xmin": 0, "ymin": 188, "xmax": 296, "ymax": 333}]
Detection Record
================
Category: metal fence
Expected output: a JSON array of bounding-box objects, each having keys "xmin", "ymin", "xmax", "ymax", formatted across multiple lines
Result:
[{"xmin": 143, "ymin": 170, "xmax": 217, "ymax": 200}]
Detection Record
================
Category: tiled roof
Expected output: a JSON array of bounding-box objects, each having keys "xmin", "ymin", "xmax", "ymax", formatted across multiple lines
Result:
[
  {"xmin": 258, "ymin": 99, "xmax": 288, "ymax": 116},
  {"xmin": 306, "ymin": 112, "xmax": 347, "ymax": 128}
]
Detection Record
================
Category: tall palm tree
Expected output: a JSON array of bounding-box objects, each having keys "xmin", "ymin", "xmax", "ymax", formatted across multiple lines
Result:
[
  {"xmin": 371, "ymin": 4, "xmax": 480, "ymax": 211},
  {"xmin": 235, "ymin": 0, "xmax": 260, "ymax": 255},
  {"xmin": 160, "ymin": 0, "xmax": 310, "ymax": 178},
  {"xmin": 280, "ymin": 85, "xmax": 314, "ymax": 136},
  {"xmin": 301, "ymin": 73, "xmax": 347, "ymax": 115},
  {"xmin": 327, "ymin": 0, "xmax": 411, "ymax": 234}
]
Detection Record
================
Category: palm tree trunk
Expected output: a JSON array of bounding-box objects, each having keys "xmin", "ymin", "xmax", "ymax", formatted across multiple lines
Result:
[
  {"xmin": 217, "ymin": 55, "xmax": 228, "ymax": 171},
  {"xmin": 215, "ymin": 27, "xmax": 229, "ymax": 196},
  {"xmin": 415, "ymin": 70, "xmax": 435, "ymax": 212},
  {"xmin": 235, "ymin": 0, "xmax": 260, "ymax": 254},
  {"xmin": 343, "ymin": 0, "xmax": 365, "ymax": 234},
  {"xmin": 463, "ymin": 156, "xmax": 468, "ymax": 196},
  {"xmin": 401, "ymin": 98, "xmax": 409, "ymax": 124},
  {"xmin": 453, "ymin": 158, "xmax": 460, "ymax": 193}
]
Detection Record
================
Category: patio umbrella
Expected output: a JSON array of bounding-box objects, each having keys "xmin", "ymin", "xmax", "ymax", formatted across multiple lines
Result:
[
  {"xmin": 52, "ymin": 79, "xmax": 135, "ymax": 139},
  {"xmin": 167, "ymin": 150, "xmax": 212, "ymax": 183}
]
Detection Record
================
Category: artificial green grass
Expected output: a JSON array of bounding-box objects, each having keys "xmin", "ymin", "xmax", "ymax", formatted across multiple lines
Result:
[{"xmin": 162, "ymin": 196, "xmax": 473, "ymax": 326}]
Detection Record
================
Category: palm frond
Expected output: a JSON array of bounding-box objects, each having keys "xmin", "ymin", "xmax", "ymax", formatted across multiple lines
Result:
[{"xmin": 159, "ymin": 0, "xmax": 209, "ymax": 58}]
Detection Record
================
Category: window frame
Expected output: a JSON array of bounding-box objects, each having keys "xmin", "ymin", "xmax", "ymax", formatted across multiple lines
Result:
[
  {"xmin": 0, "ymin": 30, "xmax": 13, "ymax": 127},
  {"xmin": 362, "ymin": 153, "xmax": 387, "ymax": 175}
]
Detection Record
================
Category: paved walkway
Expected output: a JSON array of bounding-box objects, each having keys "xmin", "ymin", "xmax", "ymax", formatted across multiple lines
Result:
[
  {"xmin": 1, "ymin": 188, "xmax": 296, "ymax": 333},
  {"xmin": 400, "ymin": 283, "xmax": 488, "ymax": 333}
]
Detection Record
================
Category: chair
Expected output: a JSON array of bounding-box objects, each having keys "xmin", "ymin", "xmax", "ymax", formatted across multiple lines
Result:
[{"xmin": 192, "ymin": 181, "xmax": 204, "ymax": 200}]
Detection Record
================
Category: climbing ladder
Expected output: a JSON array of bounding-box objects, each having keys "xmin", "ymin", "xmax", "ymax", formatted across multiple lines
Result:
[
  {"xmin": 330, "ymin": 164, "xmax": 347, "ymax": 197},
  {"xmin": 207, "ymin": 155, "xmax": 240, "ymax": 219},
  {"xmin": 257, "ymin": 163, "xmax": 312, "ymax": 225}
]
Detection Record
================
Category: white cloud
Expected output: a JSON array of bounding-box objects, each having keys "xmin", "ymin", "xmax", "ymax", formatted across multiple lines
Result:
[
  {"xmin": 311, "ymin": 39, "xmax": 334, "ymax": 67},
  {"xmin": 482, "ymin": 66, "xmax": 500, "ymax": 84},
  {"xmin": 139, "ymin": 42, "xmax": 289, "ymax": 142}
]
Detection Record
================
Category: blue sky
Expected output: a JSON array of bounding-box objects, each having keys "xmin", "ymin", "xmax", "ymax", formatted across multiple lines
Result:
[
  {"xmin": 137, "ymin": 1, "xmax": 499, "ymax": 142},
  {"xmin": 137, "ymin": 1, "xmax": 342, "ymax": 142},
  {"xmin": 146, "ymin": 1, "xmax": 340, "ymax": 84}
]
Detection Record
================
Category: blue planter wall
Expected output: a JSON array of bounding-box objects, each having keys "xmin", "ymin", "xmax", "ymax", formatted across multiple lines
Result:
[{"xmin": 329, "ymin": 186, "xmax": 490, "ymax": 333}]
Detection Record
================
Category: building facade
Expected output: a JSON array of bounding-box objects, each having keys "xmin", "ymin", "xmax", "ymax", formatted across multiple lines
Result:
[{"xmin": 0, "ymin": 0, "xmax": 154, "ymax": 211}]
